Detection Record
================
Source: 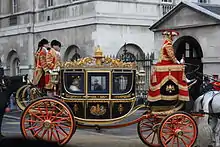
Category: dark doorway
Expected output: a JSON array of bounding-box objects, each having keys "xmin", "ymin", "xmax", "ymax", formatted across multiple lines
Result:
[{"xmin": 173, "ymin": 36, "xmax": 203, "ymax": 99}]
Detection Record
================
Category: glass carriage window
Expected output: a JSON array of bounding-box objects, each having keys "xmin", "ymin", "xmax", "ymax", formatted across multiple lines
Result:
[
  {"xmin": 113, "ymin": 73, "xmax": 133, "ymax": 94},
  {"xmin": 88, "ymin": 73, "xmax": 109, "ymax": 94},
  {"xmin": 64, "ymin": 72, "xmax": 84, "ymax": 94}
]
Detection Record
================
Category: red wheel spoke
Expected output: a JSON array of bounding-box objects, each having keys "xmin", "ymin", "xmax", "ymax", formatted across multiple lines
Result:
[
  {"xmin": 25, "ymin": 119, "xmax": 41, "ymax": 123},
  {"xmin": 183, "ymin": 129, "xmax": 193, "ymax": 133},
  {"xmin": 29, "ymin": 111, "xmax": 44, "ymax": 121},
  {"xmin": 58, "ymin": 126, "xmax": 69, "ymax": 136},
  {"xmin": 141, "ymin": 122, "xmax": 153, "ymax": 128},
  {"xmin": 182, "ymin": 134, "xmax": 192, "ymax": 140},
  {"xmin": 162, "ymin": 126, "xmax": 173, "ymax": 131},
  {"xmin": 49, "ymin": 128, "xmax": 53, "ymax": 141},
  {"xmin": 52, "ymin": 129, "xmax": 60, "ymax": 143},
  {"xmin": 144, "ymin": 131, "xmax": 153, "ymax": 140},
  {"xmin": 151, "ymin": 132, "xmax": 156, "ymax": 144},
  {"xmin": 44, "ymin": 102, "xmax": 49, "ymax": 120},
  {"xmin": 165, "ymin": 135, "xmax": 174, "ymax": 145},
  {"xmin": 37, "ymin": 107, "xmax": 44, "ymax": 118},
  {"xmin": 47, "ymin": 129, "xmax": 50, "ymax": 141},
  {"xmin": 53, "ymin": 117, "xmax": 69, "ymax": 123},
  {"xmin": 26, "ymin": 125, "xmax": 41, "ymax": 131},
  {"xmin": 41, "ymin": 129, "xmax": 48, "ymax": 138},
  {"xmin": 177, "ymin": 137, "xmax": 180, "ymax": 147},
  {"xmin": 33, "ymin": 126, "xmax": 43, "ymax": 137},
  {"xmin": 51, "ymin": 110, "xmax": 64, "ymax": 122},
  {"xmin": 180, "ymin": 121, "xmax": 191, "ymax": 130},
  {"xmin": 55, "ymin": 123, "xmax": 71, "ymax": 129},
  {"xmin": 140, "ymin": 128, "xmax": 152, "ymax": 132},
  {"xmin": 55, "ymin": 126, "xmax": 61, "ymax": 141},
  {"xmin": 49, "ymin": 105, "xmax": 56, "ymax": 120},
  {"xmin": 179, "ymin": 137, "xmax": 188, "ymax": 146},
  {"xmin": 54, "ymin": 127, "xmax": 67, "ymax": 137},
  {"xmin": 171, "ymin": 136, "xmax": 176, "ymax": 147}
]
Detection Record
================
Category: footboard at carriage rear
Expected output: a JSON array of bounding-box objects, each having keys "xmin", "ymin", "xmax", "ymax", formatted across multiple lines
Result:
[{"xmin": 56, "ymin": 47, "xmax": 138, "ymax": 124}]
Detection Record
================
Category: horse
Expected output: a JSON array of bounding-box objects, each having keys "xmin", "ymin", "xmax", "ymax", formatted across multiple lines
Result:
[
  {"xmin": 192, "ymin": 74, "xmax": 220, "ymax": 147},
  {"xmin": 0, "ymin": 74, "xmax": 28, "ymax": 138}
]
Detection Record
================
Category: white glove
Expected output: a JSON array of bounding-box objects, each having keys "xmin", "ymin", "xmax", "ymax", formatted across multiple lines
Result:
[
  {"xmin": 180, "ymin": 58, "xmax": 185, "ymax": 64},
  {"xmin": 176, "ymin": 60, "xmax": 180, "ymax": 64},
  {"xmin": 47, "ymin": 70, "xmax": 52, "ymax": 74}
]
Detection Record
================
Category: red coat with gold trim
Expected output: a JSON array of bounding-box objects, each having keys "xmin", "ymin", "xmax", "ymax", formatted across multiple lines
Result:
[
  {"xmin": 148, "ymin": 38, "xmax": 189, "ymax": 102},
  {"xmin": 33, "ymin": 47, "xmax": 48, "ymax": 88},
  {"xmin": 45, "ymin": 48, "xmax": 57, "ymax": 90}
]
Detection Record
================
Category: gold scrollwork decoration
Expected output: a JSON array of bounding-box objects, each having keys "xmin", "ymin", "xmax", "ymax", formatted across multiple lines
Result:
[
  {"xmin": 55, "ymin": 46, "xmax": 136, "ymax": 69},
  {"xmin": 73, "ymin": 103, "xmax": 79, "ymax": 113},
  {"xmin": 90, "ymin": 104, "xmax": 106, "ymax": 116}
]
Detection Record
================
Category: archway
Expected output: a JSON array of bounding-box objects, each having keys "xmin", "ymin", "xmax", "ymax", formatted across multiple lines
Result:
[
  {"xmin": 117, "ymin": 43, "xmax": 149, "ymax": 104},
  {"xmin": 7, "ymin": 50, "xmax": 20, "ymax": 76},
  {"xmin": 64, "ymin": 45, "xmax": 81, "ymax": 61},
  {"xmin": 173, "ymin": 36, "xmax": 203, "ymax": 99},
  {"xmin": 116, "ymin": 43, "xmax": 145, "ymax": 61}
]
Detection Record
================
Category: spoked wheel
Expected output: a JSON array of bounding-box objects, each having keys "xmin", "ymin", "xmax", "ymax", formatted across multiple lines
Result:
[
  {"xmin": 16, "ymin": 84, "xmax": 28, "ymax": 110},
  {"xmin": 17, "ymin": 85, "xmax": 42, "ymax": 111},
  {"xmin": 20, "ymin": 97, "xmax": 76, "ymax": 145},
  {"xmin": 137, "ymin": 112, "xmax": 162, "ymax": 147},
  {"xmin": 158, "ymin": 112, "xmax": 198, "ymax": 147}
]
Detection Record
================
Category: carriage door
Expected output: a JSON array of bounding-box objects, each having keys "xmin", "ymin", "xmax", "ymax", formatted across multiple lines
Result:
[{"xmin": 174, "ymin": 36, "xmax": 203, "ymax": 99}]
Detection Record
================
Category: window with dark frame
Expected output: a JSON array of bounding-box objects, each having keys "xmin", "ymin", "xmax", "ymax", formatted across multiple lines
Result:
[
  {"xmin": 12, "ymin": 0, "xmax": 18, "ymax": 13},
  {"xmin": 198, "ymin": 0, "xmax": 208, "ymax": 3},
  {"xmin": 47, "ymin": 0, "xmax": 54, "ymax": 7}
]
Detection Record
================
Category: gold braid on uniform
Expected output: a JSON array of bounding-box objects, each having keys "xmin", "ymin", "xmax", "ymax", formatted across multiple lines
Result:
[{"xmin": 166, "ymin": 44, "xmax": 177, "ymax": 63}]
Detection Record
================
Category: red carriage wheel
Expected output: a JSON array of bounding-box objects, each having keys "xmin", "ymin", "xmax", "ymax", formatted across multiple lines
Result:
[
  {"xmin": 158, "ymin": 112, "xmax": 198, "ymax": 147},
  {"xmin": 20, "ymin": 97, "xmax": 76, "ymax": 145},
  {"xmin": 137, "ymin": 112, "xmax": 162, "ymax": 147}
]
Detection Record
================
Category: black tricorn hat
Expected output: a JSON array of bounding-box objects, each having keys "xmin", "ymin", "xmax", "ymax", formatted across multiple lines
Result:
[{"xmin": 38, "ymin": 38, "xmax": 49, "ymax": 47}]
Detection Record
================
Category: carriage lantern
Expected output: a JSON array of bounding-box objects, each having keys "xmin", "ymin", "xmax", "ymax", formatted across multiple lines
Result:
[{"xmin": 137, "ymin": 68, "xmax": 146, "ymax": 97}]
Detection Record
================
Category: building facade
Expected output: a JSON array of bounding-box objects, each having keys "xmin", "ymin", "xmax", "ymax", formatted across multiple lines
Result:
[
  {"xmin": 150, "ymin": 1, "xmax": 220, "ymax": 78},
  {"xmin": 0, "ymin": 0, "xmax": 219, "ymax": 78}
]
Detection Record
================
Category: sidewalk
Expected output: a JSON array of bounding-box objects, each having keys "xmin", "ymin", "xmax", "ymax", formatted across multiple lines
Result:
[{"xmin": 4, "ymin": 110, "xmax": 21, "ymax": 120}]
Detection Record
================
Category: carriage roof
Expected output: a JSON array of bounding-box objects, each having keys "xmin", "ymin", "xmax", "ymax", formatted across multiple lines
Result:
[{"xmin": 55, "ymin": 46, "xmax": 136, "ymax": 70}]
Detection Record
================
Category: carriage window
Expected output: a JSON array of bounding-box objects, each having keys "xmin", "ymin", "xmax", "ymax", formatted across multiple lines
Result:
[
  {"xmin": 88, "ymin": 73, "xmax": 109, "ymax": 94},
  {"xmin": 113, "ymin": 73, "xmax": 133, "ymax": 94},
  {"xmin": 64, "ymin": 72, "xmax": 84, "ymax": 94}
]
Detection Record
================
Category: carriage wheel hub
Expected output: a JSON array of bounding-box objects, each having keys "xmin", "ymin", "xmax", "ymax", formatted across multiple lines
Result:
[
  {"xmin": 175, "ymin": 129, "xmax": 183, "ymax": 136},
  {"xmin": 152, "ymin": 124, "xmax": 159, "ymax": 132},
  {"xmin": 43, "ymin": 120, "xmax": 52, "ymax": 128}
]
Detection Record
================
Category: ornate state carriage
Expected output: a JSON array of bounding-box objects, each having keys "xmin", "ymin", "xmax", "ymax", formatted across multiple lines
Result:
[
  {"xmin": 52, "ymin": 47, "xmax": 138, "ymax": 124},
  {"xmin": 19, "ymin": 46, "xmax": 199, "ymax": 147}
]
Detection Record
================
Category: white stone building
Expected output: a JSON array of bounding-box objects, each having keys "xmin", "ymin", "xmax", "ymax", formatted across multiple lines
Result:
[
  {"xmin": 0, "ymin": 0, "xmax": 219, "ymax": 78},
  {"xmin": 150, "ymin": 1, "xmax": 220, "ymax": 79}
]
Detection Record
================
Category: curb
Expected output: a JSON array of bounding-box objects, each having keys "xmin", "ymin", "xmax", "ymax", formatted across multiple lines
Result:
[{"xmin": 4, "ymin": 115, "xmax": 20, "ymax": 120}]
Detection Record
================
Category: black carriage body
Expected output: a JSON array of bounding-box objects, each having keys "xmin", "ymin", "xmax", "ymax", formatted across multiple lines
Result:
[{"xmin": 58, "ymin": 68, "xmax": 136, "ymax": 122}]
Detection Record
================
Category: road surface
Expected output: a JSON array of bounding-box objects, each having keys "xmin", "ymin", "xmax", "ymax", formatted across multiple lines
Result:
[{"xmin": 1, "ymin": 110, "xmax": 213, "ymax": 147}]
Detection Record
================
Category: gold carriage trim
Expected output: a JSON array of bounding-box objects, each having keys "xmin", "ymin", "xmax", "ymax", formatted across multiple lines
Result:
[
  {"xmin": 148, "ymin": 94, "xmax": 189, "ymax": 102},
  {"xmin": 55, "ymin": 46, "xmax": 136, "ymax": 69},
  {"xmin": 153, "ymin": 64, "xmax": 184, "ymax": 72},
  {"xmin": 149, "ymin": 75, "xmax": 188, "ymax": 91}
]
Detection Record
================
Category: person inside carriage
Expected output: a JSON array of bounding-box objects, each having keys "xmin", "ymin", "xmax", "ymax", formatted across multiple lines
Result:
[{"xmin": 148, "ymin": 30, "xmax": 196, "ymax": 107}]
